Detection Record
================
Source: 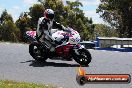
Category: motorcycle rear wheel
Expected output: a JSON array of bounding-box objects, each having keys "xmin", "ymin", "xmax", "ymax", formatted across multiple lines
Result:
[
  {"xmin": 73, "ymin": 49, "xmax": 92, "ymax": 66},
  {"xmin": 29, "ymin": 42, "xmax": 48, "ymax": 61}
]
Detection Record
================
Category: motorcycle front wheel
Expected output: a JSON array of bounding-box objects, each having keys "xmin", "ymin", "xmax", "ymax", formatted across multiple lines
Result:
[
  {"xmin": 72, "ymin": 49, "xmax": 92, "ymax": 66},
  {"xmin": 29, "ymin": 41, "xmax": 48, "ymax": 61}
]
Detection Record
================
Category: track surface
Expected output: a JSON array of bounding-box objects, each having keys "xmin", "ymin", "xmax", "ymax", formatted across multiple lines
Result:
[{"xmin": 0, "ymin": 42, "xmax": 132, "ymax": 88}]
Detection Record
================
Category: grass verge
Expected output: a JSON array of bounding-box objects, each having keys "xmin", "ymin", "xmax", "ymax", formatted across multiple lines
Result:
[{"xmin": 0, "ymin": 80, "xmax": 57, "ymax": 88}]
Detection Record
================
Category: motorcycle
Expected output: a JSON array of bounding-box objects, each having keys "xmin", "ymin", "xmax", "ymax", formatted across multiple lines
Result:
[{"xmin": 26, "ymin": 27, "xmax": 92, "ymax": 66}]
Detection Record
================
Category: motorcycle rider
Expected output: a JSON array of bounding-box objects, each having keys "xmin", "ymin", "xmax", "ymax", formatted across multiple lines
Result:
[
  {"xmin": 36, "ymin": 9, "xmax": 72, "ymax": 61},
  {"xmin": 36, "ymin": 9, "xmax": 67, "ymax": 46}
]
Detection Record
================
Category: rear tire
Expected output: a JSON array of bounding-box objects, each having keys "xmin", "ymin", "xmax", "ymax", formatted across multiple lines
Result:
[
  {"xmin": 29, "ymin": 41, "xmax": 48, "ymax": 61},
  {"xmin": 73, "ymin": 49, "xmax": 92, "ymax": 66}
]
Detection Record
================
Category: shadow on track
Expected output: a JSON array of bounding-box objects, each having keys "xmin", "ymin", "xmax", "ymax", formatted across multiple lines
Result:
[{"xmin": 20, "ymin": 60, "xmax": 80, "ymax": 67}]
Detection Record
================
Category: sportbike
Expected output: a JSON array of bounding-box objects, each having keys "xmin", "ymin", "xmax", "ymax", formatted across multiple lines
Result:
[{"xmin": 26, "ymin": 27, "xmax": 92, "ymax": 66}]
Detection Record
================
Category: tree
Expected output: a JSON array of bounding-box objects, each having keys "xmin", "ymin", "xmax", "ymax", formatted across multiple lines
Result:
[
  {"xmin": 29, "ymin": 4, "xmax": 44, "ymax": 28},
  {"xmin": 94, "ymin": 24, "xmax": 118, "ymax": 37},
  {"xmin": 16, "ymin": 12, "xmax": 31, "ymax": 42},
  {"xmin": 0, "ymin": 10, "xmax": 20, "ymax": 42},
  {"xmin": 97, "ymin": 0, "xmax": 132, "ymax": 38},
  {"xmin": 1, "ymin": 20, "xmax": 20, "ymax": 42},
  {"xmin": 0, "ymin": 25, "xmax": 2, "ymax": 40},
  {"xmin": 65, "ymin": 1, "xmax": 95, "ymax": 40},
  {"xmin": 0, "ymin": 9, "xmax": 13, "ymax": 24}
]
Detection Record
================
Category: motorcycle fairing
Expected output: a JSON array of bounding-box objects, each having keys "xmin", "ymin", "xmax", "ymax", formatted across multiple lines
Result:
[{"xmin": 55, "ymin": 44, "xmax": 73, "ymax": 57}]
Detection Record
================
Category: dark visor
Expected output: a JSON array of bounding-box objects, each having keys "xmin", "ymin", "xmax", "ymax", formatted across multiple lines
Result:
[{"xmin": 48, "ymin": 14, "xmax": 54, "ymax": 20}]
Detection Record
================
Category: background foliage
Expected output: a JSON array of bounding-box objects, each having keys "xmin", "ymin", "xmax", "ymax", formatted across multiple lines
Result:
[
  {"xmin": 0, "ymin": 0, "xmax": 122, "ymax": 42},
  {"xmin": 97, "ymin": 0, "xmax": 132, "ymax": 38},
  {"xmin": 0, "ymin": 10, "xmax": 20, "ymax": 42}
]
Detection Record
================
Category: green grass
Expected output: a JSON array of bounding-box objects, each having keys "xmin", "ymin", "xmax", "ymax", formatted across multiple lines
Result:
[{"xmin": 0, "ymin": 80, "xmax": 57, "ymax": 88}]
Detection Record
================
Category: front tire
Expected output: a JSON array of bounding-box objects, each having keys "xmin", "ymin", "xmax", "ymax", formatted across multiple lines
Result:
[
  {"xmin": 73, "ymin": 49, "xmax": 92, "ymax": 66},
  {"xmin": 29, "ymin": 42, "xmax": 48, "ymax": 61}
]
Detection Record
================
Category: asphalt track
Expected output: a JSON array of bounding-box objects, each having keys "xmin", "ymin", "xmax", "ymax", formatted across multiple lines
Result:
[{"xmin": 0, "ymin": 42, "xmax": 132, "ymax": 88}]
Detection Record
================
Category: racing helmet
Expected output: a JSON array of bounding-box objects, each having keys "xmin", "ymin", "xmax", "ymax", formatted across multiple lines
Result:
[{"xmin": 44, "ymin": 9, "xmax": 55, "ymax": 20}]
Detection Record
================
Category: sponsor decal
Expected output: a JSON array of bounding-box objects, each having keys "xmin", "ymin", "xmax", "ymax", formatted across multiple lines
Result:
[{"xmin": 76, "ymin": 67, "xmax": 131, "ymax": 85}]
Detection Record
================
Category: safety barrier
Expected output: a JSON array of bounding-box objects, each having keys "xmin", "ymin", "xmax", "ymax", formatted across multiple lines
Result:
[{"xmin": 95, "ymin": 37, "xmax": 132, "ymax": 52}]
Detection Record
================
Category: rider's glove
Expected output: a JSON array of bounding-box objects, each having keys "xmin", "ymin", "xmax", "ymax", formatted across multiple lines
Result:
[
  {"xmin": 63, "ymin": 27, "xmax": 71, "ymax": 33},
  {"xmin": 61, "ymin": 25, "xmax": 66, "ymax": 30}
]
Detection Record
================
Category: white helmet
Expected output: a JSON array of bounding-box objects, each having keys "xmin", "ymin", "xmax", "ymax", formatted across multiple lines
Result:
[{"xmin": 44, "ymin": 9, "xmax": 54, "ymax": 20}]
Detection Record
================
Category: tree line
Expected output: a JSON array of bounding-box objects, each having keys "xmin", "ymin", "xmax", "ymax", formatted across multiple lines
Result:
[
  {"xmin": 97, "ymin": 0, "xmax": 132, "ymax": 38},
  {"xmin": 0, "ymin": 0, "xmax": 123, "ymax": 43}
]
